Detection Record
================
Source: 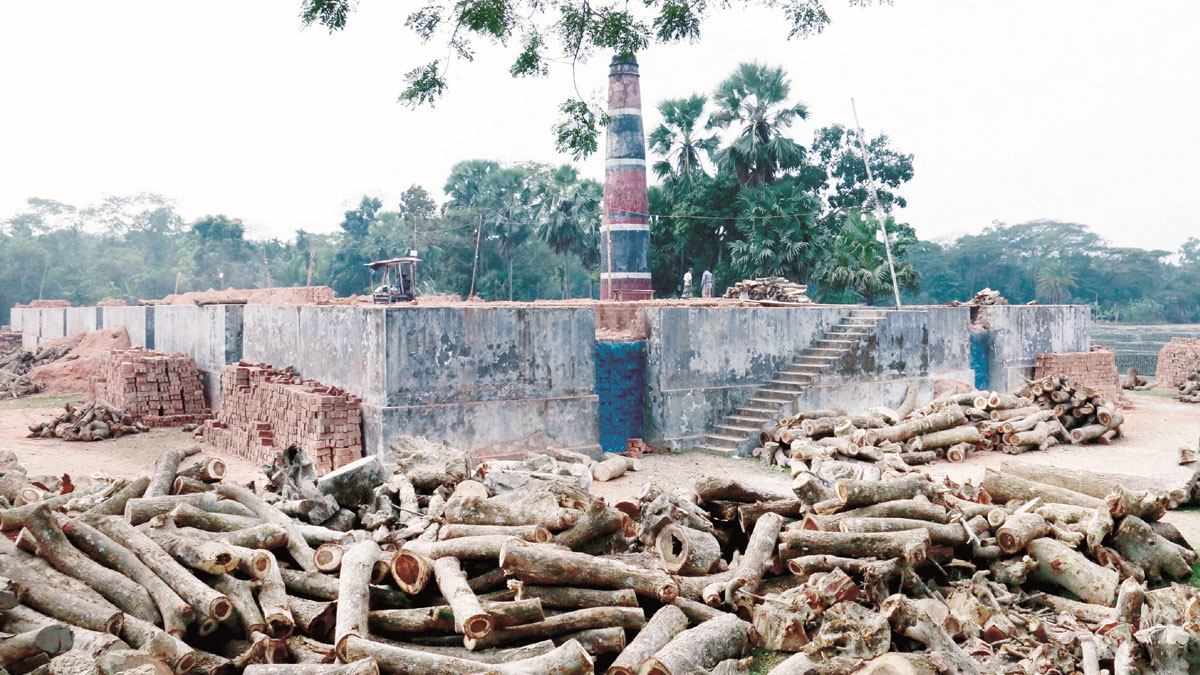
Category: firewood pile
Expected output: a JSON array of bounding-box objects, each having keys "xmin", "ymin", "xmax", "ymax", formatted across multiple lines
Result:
[
  {"xmin": 2, "ymin": 433, "xmax": 1199, "ymax": 673},
  {"xmin": 91, "ymin": 348, "xmax": 212, "ymax": 427},
  {"xmin": 0, "ymin": 342, "xmax": 74, "ymax": 378},
  {"xmin": 26, "ymin": 399, "xmax": 149, "ymax": 441},
  {"xmin": 756, "ymin": 376, "xmax": 1125, "ymax": 472},
  {"xmin": 948, "ymin": 287, "xmax": 1008, "ymax": 307},
  {"xmin": 0, "ymin": 371, "xmax": 43, "ymax": 399},
  {"xmin": 724, "ymin": 277, "xmax": 812, "ymax": 304},
  {"xmin": 1179, "ymin": 371, "xmax": 1200, "ymax": 403},
  {"xmin": 0, "ymin": 329, "xmax": 21, "ymax": 353},
  {"xmin": 1123, "ymin": 367, "xmax": 1151, "ymax": 391}
]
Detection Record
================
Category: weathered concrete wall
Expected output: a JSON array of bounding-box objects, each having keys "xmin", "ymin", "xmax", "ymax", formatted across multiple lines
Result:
[
  {"xmin": 101, "ymin": 306, "xmax": 154, "ymax": 348},
  {"xmin": 153, "ymin": 305, "xmax": 244, "ymax": 406},
  {"xmin": 981, "ymin": 305, "xmax": 1091, "ymax": 393},
  {"xmin": 1092, "ymin": 323, "xmax": 1200, "ymax": 374},
  {"xmin": 65, "ymin": 307, "xmax": 100, "ymax": 336},
  {"xmin": 8, "ymin": 307, "xmax": 23, "ymax": 332},
  {"xmin": 38, "ymin": 308, "xmax": 66, "ymax": 344},
  {"xmin": 642, "ymin": 306, "xmax": 849, "ymax": 447},
  {"xmin": 243, "ymin": 305, "xmax": 387, "ymax": 405}
]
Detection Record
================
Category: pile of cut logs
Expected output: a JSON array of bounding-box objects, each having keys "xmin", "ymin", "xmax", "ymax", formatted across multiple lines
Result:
[
  {"xmin": 948, "ymin": 287, "xmax": 1008, "ymax": 307},
  {"xmin": 724, "ymin": 278, "xmax": 812, "ymax": 304},
  {"xmin": 1123, "ymin": 367, "xmax": 1151, "ymax": 391},
  {"xmin": 1178, "ymin": 371, "xmax": 1200, "ymax": 403},
  {"xmin": 26, "ymin": 399, "xmax": 149, "ymax": 441},
  {"xmin": 756, "ymin": 376, "xmax": 1124, "ymax": 470},
  {"xmin": 0, "ymin": 342, "xmax": 73, "ymax": 378},
  {"xmin": 0, "ymin": 371, "xmax": 43, "ymax": 399}
]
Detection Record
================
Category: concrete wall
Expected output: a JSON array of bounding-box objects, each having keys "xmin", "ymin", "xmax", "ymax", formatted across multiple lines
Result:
[
  {"xmin": 980, "ymin": 305, "xmax": 1091, "ymax": 392},
  {"xmin": 153, "ymin": 305, "xmax": 244, "ymax": 406},
  {"xmin": 8, "ymin": 307, "xmax": 23, "ymax": 332},
  {"xmin": 101, "ymin": 306, "xmax": 155, "ymax": 348},
  {"xmin": 1092, "ymin": 323, "xmax": 1200, "ymax": 374},
  {"xmin": 38, "ymin": 308, "xmax": 66, "ymax": 344},
  {"xmin": 642, "ymin": 306, "xmax": 850, "ymax": 447},
  {"xmin": 65, "ymin": 307, "xmax": 100, "ymax": 336}
]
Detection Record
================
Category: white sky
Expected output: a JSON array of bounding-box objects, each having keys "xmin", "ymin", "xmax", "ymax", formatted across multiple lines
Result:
[{"xmin": 1, "ymin": 1, "xmax": 1197, "ymax": 251}]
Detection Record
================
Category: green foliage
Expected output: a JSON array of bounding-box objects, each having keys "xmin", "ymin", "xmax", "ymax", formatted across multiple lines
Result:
[
  {"xmin": 649, "ymin": 94, "xmax": 719, "ymax": 196},
  {"xmin": 708, "ymin": 62, "xmax": 808, "ymax": 187},
  {"xmin": 815, "ymin": 210, "xmax": 918, "ymax": 304},
  {"xmin": 298, "ymin": 0, "xmax": 887, "ymax": 157},
  {"xmin": 727, "ymin": 179, "xmax": 822, "ymax": 280}
]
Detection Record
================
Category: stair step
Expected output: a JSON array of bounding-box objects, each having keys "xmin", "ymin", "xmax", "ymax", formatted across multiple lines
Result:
[
  {"xmin": 737, "ymin": 406, "xmax": 779, "ymax": 415},
  {"xmin": 728, "ymin": 414, "xmax": 771, "ymax": 424},
  {"xmin": 747, "ymin": 397, "xmax": 787, "ymax": 407},
  {"xmin": 828, "ymin": 327, "xmax": 870, "ymax": 335},
  {"xmin": 797, "ymin": 354, "xmax": 842, "ymax": 361},
  {"xmin": 816, "ymin": 339, "xmax": 858, "ymax": 346},
  {"xmin": 757, "ymin": 388, "xmax": 799, "ymax": 398},
  {"xmin": 694, "ymin": 444, "xmax": 739, "ymax": 457},
  {"xmin": 705, "ymin": 433, "xmax": 745, "ymax": 445},
  {"xmin": 804, "ymin": 347, "xmax": 845, "ymax": 355},
  {"xmin": 766, "ymin": 380, "xmax": 806, "ymax": 390},
  {"xmin": 714, "ymin": 424, "xmax": 759, "ymax": 435}
]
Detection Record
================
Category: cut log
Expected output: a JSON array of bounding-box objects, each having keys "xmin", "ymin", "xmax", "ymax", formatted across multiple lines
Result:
[
  {"xmin": 0, "ymin": 472, "xmax": 45, "ymax": 506},
  {"xmin": 837, "ymin": 517, "xmax": 981, "ymax": 547},
  {"xmin": 870, "ymin": 406, "xmax": 966, "ymax": 444},
  {"xmin": 0, "ymin": 604, "xmax": 124, "ymax": 658},
  {"xmin": 515, "ymin": 585, "xmax": 638, "ymax": 609},
  {"xmin": 177, "ymin": 457, "xmax": 226, "ymax": 483},
  {"xmin": 1107, "ymin": 487, "xmax": 1169, "ymax": 523},
  {"xmin": 780, "ymin": 529, "xmax": 930, "ymax": 566},
  {"xmin": 592, "ymin": 455, "xmax": 633, "ymax": 482},
  {"xmin": 881, "ymin": 595, "xmax": 979, "ymax": 675},
  {"xmin": 242, "ymin": 658, "xmax": 379, "ymax": 674},
  {"xmin": 340, "ymin": 634, "xmax": 591, "ymax": 675},
  {"xmin": 216, "ymin": 483, "xmax": 319, "ymax": 572},
  {"xmin": 655, "ymin": 524, "xmax": 722, "ymax": 575},
  {"xmin": 1111, "ymin": 515, "xmax": 1192, "ymax": 583},
  {"xmin": 173, "ymin": 476, "xmax": 214, "ymax": 495},
  {"xmin": 439, "ymin": 524, "xmax": 552, "ymax": 543},
  {"xmin": 22, "ymin": 504, "xmax": 159, "ymax": 623},
  {"xmin": 640, "ymin": 613, "xmax": 750, "ymax": 675},
  {"xmin": 0, "ymin": 548, "xmax": 124, "ymax": 635},
  {"xmin": 835, "ymin": 475, "xmax": 936, "ymax": 509},
  {"xmin": 854, "ymin": 653, "xmax": 940, "ymax": 675},
  {"xmin": 980, "ymin": 469, "xmax": 1104, "ymax": 508},
  {"xmin": 1029, "ymin": 537, "xmax": 1118, "ymax": 606},
  {"xmin": 316, "ymin": 456, "xmax": 387, "ymax": 509},
  {"xmin": 258, "ymin": 554, "xmax": 296, "ymax": 638},
  {"xmin": 499, "ymin": 540, "xmax": 678, "ymax": 602},
  {"xmin": 605, "ymin": 604, "xmax": 688, "ymax": 675},
  {"xmin": 370, "ymin": 600, "xmax": 542, "ymax": 634},
  {"xmin": 314, "ymin": 543, "xmax": 344, "ymax": 572},
  {"xmin": 145, "ymin": 446, "xmax": 201, "ymax": 498},
  {"xmin": 553, "ymin": 627, "xmax": 625, "ymax": 656},
  {"xmin": 995, "ymin": 513, "xmax": 1051, "ymax": 554},
  {"xmin": 145, "ymin": 527, "xmax": 239, "ymax": 575},
  {"xmin": 433, "ymin": 556, "xmax": 494, "ymax": 640},
  {"xmin": 124, "ymin": 493, "xmax": 216, "ymax": 525},
  {"xmin": 717, "ymin": 512, "xmax": 782, "ymax": 606},
  {"xmin": 463, "ymin": 606, "xmax": 645, "ymax": 650},
  {"xmin": 554, "ymin": 502, "xmax": 630, "ymax": 550},
  {"xmin": 0, "ymin": 484, "xmax": 104, "ymax": 530},
  {"xmin": 61, "ymin": 516, "xmax": 192, "ymax": 637},
  {"xmin": 390, "ymin": 549, "xmax": 434, "ymax": 594},
  {"xmin": 334, "ymin": 539, "xmax": 382, "ymax": 661},
  {"xmin": 767, "ymin": 653, "xmax": 863, "ymax": 675},
  {"xmin": 93, "ymin": 516, "xmax": 233, "ymax": 622},
  {"xmin": 210, "ymin": 574, "xmax": 266, "ymax": 636},
  {"xmin": 694, "ymin": 477, "xmax": 791, "ymax": 504},
  {"xmin": 289, "ymin": 596, "xmax": 337, "ymax": 643},
  {"xmin": 909, "ymin": 425, "xmax": 983, "ymax": 450},
  {"xmin": 278, "ymin": 569, "xmax": 411, "ymax": 609},
  {"xmin": 443, "ymin": 494, "xmax": 577, "ymax": 530},
  {"xmin": 0, "ymin": 625, "xmax": 73, "ymax": 667},
  {"xmin": 1115, "ymin": 578, "xmax": 1144, "ymax": 626},
  {"xmin": 119, "ymin": 614, "xmax": 196, "ymax": 674}
]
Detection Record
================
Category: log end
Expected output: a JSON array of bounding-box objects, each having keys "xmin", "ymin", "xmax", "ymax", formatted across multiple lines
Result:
[
  {"xmin": 208, "ymin": 596, "xmax": 234, "ymax": 623},
  {"xmin": 265, "ymin": 612, "xmax": 295, "ymax": 639},
  {"xmin": 35, "ymin": 623, "xmax": 74, "ymax": 655},
  {"xmin": 391, "ymin": 551, "xmax": 433, "ymax": 594},
  {"xmin": 464, "ymin": 613, "xmax": 496, "ymax": 641}
]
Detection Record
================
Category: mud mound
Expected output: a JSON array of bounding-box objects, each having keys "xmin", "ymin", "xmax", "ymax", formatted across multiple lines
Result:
[
  {"xmin": 156, "ymin": 286, "xmax": 335, "ymax": 306},
  {"xmin": 26, "ymin": 327, "xmax": 131, "ymax": 394}
]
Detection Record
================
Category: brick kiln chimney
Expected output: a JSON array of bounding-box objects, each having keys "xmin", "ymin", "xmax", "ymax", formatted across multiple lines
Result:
[{"xmin": 600, "ymin": 53, "xmax": 652, "ymax": 301}]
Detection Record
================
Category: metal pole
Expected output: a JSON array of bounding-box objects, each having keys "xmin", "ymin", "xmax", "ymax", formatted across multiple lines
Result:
[{"xmin": 851, "ymin": 98, "xmax": 902, "ymax": 309}]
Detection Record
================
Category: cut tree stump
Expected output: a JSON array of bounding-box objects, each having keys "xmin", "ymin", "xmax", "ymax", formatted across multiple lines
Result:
[{"xmin": 655, "ymin": 524, "xmax": 722, "ymax": 575}]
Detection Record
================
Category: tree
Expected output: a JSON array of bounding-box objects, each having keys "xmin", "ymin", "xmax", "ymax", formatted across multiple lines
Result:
[
  {"xmin": 183, "ymin": 215, "xmax": 255, "ymax": 290},
  {"xmin": 815, "ymin": 210, "xmax": 918, "ymax": 304},
  {"xmin": 328, "ymin": 196, "xmax": 384, "ymax": 295},
  {"xmin": 536, "ymin": 165, "xmax": 600, "ymax": 298},
  {"xmin": 1035, "ymin": 260, "xmax": 1076, "ymax": 305},
  {"xmin": 297, "ymin": 0, "xmax": 887, "ymax": 158},
  {"xmin": 805, "ymin": 124, "xmax": 914, "ymax": 219},
  {"xmin": 708, "ymin": 62, "xmax": 808, "ymax": 187},
  {"xmin": 726, "ymin": 179, "xmax": 823, "ymax": 281},
  {"xmin": 648, "ymin": 95, "xmax": 718, "ymax": 196}
]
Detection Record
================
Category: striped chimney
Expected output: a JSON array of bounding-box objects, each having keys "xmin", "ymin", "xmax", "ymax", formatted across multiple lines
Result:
[{"xmin": 600, "ymin": 53, "xmax": 652, "ymax": 300}]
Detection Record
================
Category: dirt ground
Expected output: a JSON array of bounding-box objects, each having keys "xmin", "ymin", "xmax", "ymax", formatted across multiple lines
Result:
[{"xmin": 592, "ymin": 391, "xmax": 1200, "ymax": 548}]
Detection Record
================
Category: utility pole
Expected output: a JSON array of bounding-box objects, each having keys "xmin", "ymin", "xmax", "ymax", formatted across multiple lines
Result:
[
  {"xmin": 468, "ymin": 214, "xmax": 482, "ymax": 299},
  {"xmin": 851, "ymin": 98, "xmax": 902, "ymax": 309}
]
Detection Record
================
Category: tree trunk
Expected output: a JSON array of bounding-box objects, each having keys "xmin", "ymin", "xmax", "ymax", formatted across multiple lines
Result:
[
  {"xmin": 837, "ymin": 516, "xmax": 982, "ymax": 547},
  {"xmin": 258, "ymin": 554, "xmax": 296, "ymax": 639},
  {"xmin": 996, "ymin": 513, "xmax": 1051, "ymax": 554},
  {"xmin": 780, "ymin": 529, "xmax": 930, "ymax": 566},
  {"xmin": 554, "ymin": 626, "xmax": 625, "ymax": 656},
  {"xmin": 22, "ymin": 505, "xmax": 159, "ymax": 623},
  {"xmin": 870, "ymin": 406, "xmax": 966, "ymax": 444},
  {"xmin": 0, "ymin": 547, "xmax": 124, "ymax": 635},
  {"xmin": 278, "ymin": 568, "xmax": 411, "ymax": 609},
  {"xmin": 93, "ymin": 516, "xmax": 233, "ymax": 622},
  {"xmin": 640, "ymin": 614, "xmax": 750, "ymax": 675},
  {"xmin": 881, "ymin": 594, "xmax": 979, "ymax": 675},
  {"xmin": 439, "ymin": 524, "xmax": 551, "ymax": 543},
  {"xmin": 767, "ymin": 653, "xmax": 863, "ymax": 675},
  {"xmin": 119, "ymin": 613, "xmax": 196, "ymax": 674},
  {"xmin": 694, "ymin": 477, "xmax": 791, "ymax": 503},
  {"xmin": 288, "ymin": 596, "xmax": 336, "ymax": 643},
  {"xmin": 1029, "ymin": 537, "xmax": 1118, "ymax": 605},
  {"xmin": 1111, "ymin": 515, "xmax": 1192, "ymax": 583},
  {"xmin": 316, "ymin": 456, "xmax": 387, "ymax": 509},
  {"xmin": 124, "ymin": 493, "xmax": 216, "ymax": 525},
  {"xmin": 0, "ymin": 604, "xmax": 124, "ymax": 658},
  {"xmin": 370, "ymin": 599, "xmax": 542, "ymax": 634},
  {"xmin": 0, "ymin": 484, "xmax": 104, "ymax": 530},
  {"xmin": 555, "ymin": 502, "xmax": 630, "ymax": 550},
  {"xmin": 145, "ymin": 528, "xmax": 238, "ymax": 575},
  {"xmin": 908, "ymin": 425, "xmax": 984, "ymax": 450},
  {"xmin": 834, "ymin": 475, "xmax": 936, "ymax": 509},
  {"xmin": 210, "ymin": 574, "xmax": 266, "ymax": 636},
  {"xmin": 655, "ymin": 524, "xmax": 722, "ymax": 575},
  {"xmin": 433, "ymin": 556, "xmax": 494, "ymax": 640},
  {"xmin": 216, "ymin": 484, "xmax": 319, "ymax": 572},
  {"xmin": 717, "ymin": 512, "xmax": 782, "ymax": 606},
  {"xmin": 145, "ymin": 446, "xmax": 201, "ymax": 498},
  {"xmin": 341, "ymin": 634, "xmax": 587, "ymax": 675},
  {"xmin": 980, "ymin": 469, "xmax": 1104, "ymax": 508},
  {"xmin": 464, "ymin": 607, "xmax": 645, "ymax": 650},
  {"xmin": 605, "ymin": 604, "xmax": 688, "ymax": 675},
  {"xmin": 444, "ymin": 495, "xmax": 577, "ymax": 530},
  {"xmin": 177, "ymin": 457, "xmax": 226, "ymax": 483},
  {"xmin": 242, "ymin": 659, "xmax": 380, "ymax": 674},
  {"xmin": 333, "ymin": 539, "xmax": 381, "ymax": 662},
  {"xmin": 499, "ymin": 541, "xmax": 678, "ymax": 602},
  {"xmin": 516, "ymin": 585, "xmax": 638, "ymax": 609}
]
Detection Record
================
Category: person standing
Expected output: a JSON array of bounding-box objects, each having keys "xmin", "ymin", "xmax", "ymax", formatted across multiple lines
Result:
[
  {"xmin": 681, "ymin": 268, "xmax": 694, "ymax": 298},
  {"xmin": 701, "ymin": 269, "xmax": 714, "ymax": 298}
]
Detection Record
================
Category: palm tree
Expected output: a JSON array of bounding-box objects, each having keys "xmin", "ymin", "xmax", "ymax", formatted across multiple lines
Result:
[
  {"xmin": 708, "ymin": 63, "xmax": 808, "ymax": 187},
  {"xmin": 536, "ymin": 165, "xmax": 599, "ymax": 298},
  {"xmin": 1036, "ymin": 260, "xmax": 1076, "ymax": 304},
  {"xmin": 480, "ymin": 167, "xmax": 536, "ymax": 301},
  {"xmin": 816, "ymin": 210, "xmax": 918, "ymax": 304},
  {"xmin": 648, "ymin": 95, "xmax": 718, "ymax": 196},
  {"xmin": 726, "ymin": 180, "xmax": 823, "ymax": 280}
]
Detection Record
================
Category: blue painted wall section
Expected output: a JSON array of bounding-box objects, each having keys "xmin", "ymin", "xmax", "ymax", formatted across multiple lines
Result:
[
  {"xmin": 970, "ymin": 329, "xmax": 990, "ymax": 390},
  {"xmin": 595, "ymin": 340, "xmax": 646, "ymax": 454}
]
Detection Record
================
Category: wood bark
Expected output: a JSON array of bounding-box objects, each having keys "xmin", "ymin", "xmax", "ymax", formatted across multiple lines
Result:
[
  {"xmin": 694, "ymin": 477, "xmax": 791, "ymax": 503},
  {"xmin": 0, "ymin": 549, "xmax": 123, "ymax": 635},
  {"xmin": 837, "ymin": 517, "xmax": 981, "ymax": 547},
  {"xmin": 259, "ymin": 554, "xmax": 296, "ymax": 639},
  {"xmin": 124, "ymin": 493, "xmax": 215, "ymax": 525},
  {"xmin": 278, "ymin": 569, "xmax": 411, "ymax": 609},
  {"xmin": 0, "ymin": 625, "xmax": 73, "ymax": 667},
  {"xmin": 433, "ymin": 556, "xmax": 494, "ymax": 640},
  {"xmin": 22, "ymin": 505, "xmax": 159, "ymax": 623},
  {"xmin": 93, "ymin": 516, "xmax": 233, "ymax": 622},
  {"xmin": 980, "ymin": 469, "xmax": 1104, "ymax": 508},
  {"xmin": 640, "ymin": 613, "xmax": 750, "ymax": 675},
  {"xmin": 779, "ymin": 529, "xmax": 930, "ymax": 566},
  {"xmin": 1111, "ymin": 515, "xmax": 1192, "ymax": 583},
  {"xmin": 173, "ymin": 476, "xmax": 214, "ymax": 495},
  {"xmin": 655, "ymin": 524, "xmax": 722, "ymax": 575},
  {"xmin": 835, "ymin": 475, "xmax": 935, "ymax": 509},
  {"xmin": 444, "ymin": 495, "xmax": 577, "ymax": 531},
  {"xmin": 464, "ymin": 606, "xmax": 645, "ymax": 650},
  {"xmin": 242, "ymin": 659, "xmax": 379, "ymax": 675},
  {"xmin": 605, "ymin": 604, "xmax": 688, "ymax": 675},
  {"xmin": 553, "ymin": 627, "xmax": 625, "ymax": 655},
  {"xmin": 499, "ymin": 541, "xmax": 678, "ymax": 602},
  {"xmin": 515, "ymin": 585, "xmax": 638, "ymax": 609},
  {"xmin": 145, "ymin": 446, "xmax": 201, "ymax": 498},
  {"xmin": 216, "ymin": 483, "xmax": 318, "ymax": 572},
  {"xmin": 439, "ymin": 524, "xmax": 551, "ymax": 543},
  {"xmin": 83, "ymin": 476, "xmax": 150, "ymax": 518},
  {"xmin": 370, "ymin": 599, "xmax": 542, "ymax": 634},
  {"xmin": 996, "ymin": 513, "xmax": 1051, "ymax": 554},
  {"xmin": 718, "ymin": 512, "xmax": 782, "ymax": 606},
  {"xmin": 119, "ymin": 614, "xmax": 196, "ymax": 674},
  {"xmin": 334, "ymin": 539, "xmax": 382, "ymax": 661},
  {"xmin": 554, "ymin": 502, "xmax": 630, "ymax": 550},
  {"xmin": 1029, "ymin": 537, "xmax": 1118, "ymax": 606}
]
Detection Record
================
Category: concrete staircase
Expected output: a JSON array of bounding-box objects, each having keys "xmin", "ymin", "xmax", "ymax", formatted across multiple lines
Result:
[{"xmin": 695, "ymin": 308, "xmax": 889, "ymax": 456}]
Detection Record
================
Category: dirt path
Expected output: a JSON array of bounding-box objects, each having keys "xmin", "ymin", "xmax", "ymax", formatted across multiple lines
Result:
[{"xmin": 0, "ymin": 396, "xmax": 263, "ymax": 485}]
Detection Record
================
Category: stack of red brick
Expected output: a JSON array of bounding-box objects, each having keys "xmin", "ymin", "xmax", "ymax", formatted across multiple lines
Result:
[
  {"xmin": 1155, "ymin": 338, "xmax": 1200, "ymax": 389},
  {"xmin": 15, "ymin": 300, "xmax": 71, "ymax": 308},
  {"xmin": 1034, "ymin": 346, "xmax": 1131, "ymax": 408},
  {"xmin": 200, "ymin": 362, "xmax": 362, "ymax": 475},
  {"xmin": 91, "ymin": 348, "xmax": 211, "ymax": 426}
]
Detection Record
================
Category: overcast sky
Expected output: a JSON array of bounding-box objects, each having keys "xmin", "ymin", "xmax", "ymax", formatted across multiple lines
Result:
[{"xmin": 2, "ymin": 1, "xmax": 1197, "ymax": 251}]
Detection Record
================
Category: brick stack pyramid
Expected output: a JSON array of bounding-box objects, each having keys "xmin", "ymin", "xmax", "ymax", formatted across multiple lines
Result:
[
  {"xmin": 91, "ymin": 347, "xmax": 211, "ymax": 426},
  {"xmin": 1034, "ymin": 346, "xmax": 1130, "ymax": 408},
  {"xmin": 1155, "ymin": 338, "xmax": 1200, "ymax": 389}
]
